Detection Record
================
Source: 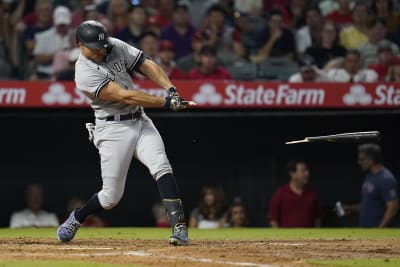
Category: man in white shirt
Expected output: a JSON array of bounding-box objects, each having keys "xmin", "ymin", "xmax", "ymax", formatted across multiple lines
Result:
[
  {"xmin": 326, "ymin": 49, "xmax": 378, "ymax": 82},
  {"xmin": 32, "ymin": 6, "xmax": 74, "ymax": 79},
  {"xmin": 10, "ymin": 184, "xmax": 59, "ymax": 228}
]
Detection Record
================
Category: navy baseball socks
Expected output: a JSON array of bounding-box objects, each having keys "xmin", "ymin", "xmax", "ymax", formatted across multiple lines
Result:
[
  {"xmin": 57, "ymin": 193, "xmax": 103, "ymax": 242},
  {"xmin": 157, "ymin": 173, "xmax": 189, "ymax": 246}
]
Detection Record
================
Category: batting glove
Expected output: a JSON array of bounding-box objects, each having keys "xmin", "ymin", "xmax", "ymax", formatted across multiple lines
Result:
[{"xmin": 165, "ymin": 88, "xmax": 187, "ymax": 111}]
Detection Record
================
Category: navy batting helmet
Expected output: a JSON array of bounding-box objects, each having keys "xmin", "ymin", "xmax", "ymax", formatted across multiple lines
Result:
[{"xmin": 76, "ymin": 20, "xmax": 109, "ymax": 49}]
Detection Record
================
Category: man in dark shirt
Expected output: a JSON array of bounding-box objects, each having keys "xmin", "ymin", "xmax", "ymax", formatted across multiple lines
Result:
[
  {"xmin": 251, "ymin": 8, "xmax": 295, "ymax": 63},
  {"xmin": 268, "ymin": 160, "xmax": 323, "ymax": 228},
  {"xmin": 346, "ymin": 143, "xmax": 398, "ymax": 227},
  {"xmin": 160, "ymin": 1, "xmax": 196, "ymax": 60}
]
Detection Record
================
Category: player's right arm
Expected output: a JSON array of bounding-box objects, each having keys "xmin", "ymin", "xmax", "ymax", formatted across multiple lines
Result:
[{"xmin": 97, "ymin": 81, "xmax": 166, "ymax": 107}]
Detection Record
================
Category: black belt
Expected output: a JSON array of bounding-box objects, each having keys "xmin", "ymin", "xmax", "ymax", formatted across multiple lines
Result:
[{"xmin": 105, "ymin": 110, "xmax": 143, "ymax": 121}]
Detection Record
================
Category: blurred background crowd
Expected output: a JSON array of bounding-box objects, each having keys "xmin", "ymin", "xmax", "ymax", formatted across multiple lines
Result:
[{"xmin": 1, "ymin": 0, "xmax": 400, "ymax": 82}]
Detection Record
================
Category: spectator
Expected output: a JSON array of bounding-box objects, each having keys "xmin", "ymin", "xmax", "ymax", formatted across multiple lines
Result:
[
  {"xmin": 345, "ymin": 143, "xmax": 398, "ymax": 227},
  {"xmin": 55, "ymin": 47, "xmax": 80, "ymax": 81},
  {"xmin": 268, "ymin": 160, "xmax": 323, "ymax": 228},
  {"xmin": 176, "ymin": 30, "xmax": 206, "ymax": 72},
  {"xmin": 224, "ymin": 201, "xmax": 249, "ymax": 227},
  {"xmin": 325, "ymin": 0, "xmax": 353, "ymax": 28},
  {"xmin": 187, "ymin": 0, "xmax": 221, "ymax": 27},
  {"xmin": 71, "ymin": 0, "xmax": 112, "ymax": 30},
  {"xmin": 304, "ymin": 20, "xmax": 346, "ymax": 69},
  {"xmin": 146, "ymin": 14, "xmax": 163, "ymax": 36},
  {"xmin": 70, "ymin": 0, "xmax": 95, "ymax": 28},
  {"xmin": 156, "ymin": 0, "xmax": 175, "ymax": 27},
  {"xmin": 201, "ymin": 4, "xmax": 245, "ymax": 59},
  {"xmin": 287, "ymin": 0, "xmax": 307, "ymax": 30},
  {"xmin": 9, "ymin": 183, "xmax": 59, "ymax": 228},
  {"xmin": 139, "ymin": 31, "xmax": 159, "ymax": 61},
  {"xmin": 160, "ymin": 1, "xmax": 196, "ymax": 60},
  {"xmin": 82, "ymin": 4, "xmax": 111, "ymax": 31},
  {"xmin": 326, "ymin": 49, "xmax": 378, "ymax": 82},
  {"xmin": 370, "ymin": 0, "xmax": 400, "ymax": 33},
  {"xmin": 339, "ymin": 2, "xmax": 369, "ymax": 49},
  {"xmin": 189, "ymin": 185, "xmax": 227, "ymax": 229},
  {"xmin": 134, "ymin": 31, "xmax": 159, "ymax": 80},
  {"xmin": 368, "ymin": 41, "xmax": 395, "ymax": 81},
  {"xmin": 64, "ymin": 197, "xmax": 109, "ymax": 227},
  {"xmin": 116, "ymin": 4, "xmax": 147, "ymax": 47},
  {"xmin": 21, "ymin": 0, "xmax": 53, "ymax": 58},
  {"xmin": 251, "ymin": 8, "xmax": 295, "ymax": 63},
  {"xmin": 289, "ymin": 55, "xmax": 328, "ymax": 82},
  {"xmin": 187, "ymin": 45, "xmax": 232, "ymax": 80},
  {"xmin": 386, "ymin": 56, "xmax": 400, "ymax": 82},
  {"xmin": 358, "ymin": 18, "xmax": 399, "ymax": 67},
  {"xmin": 152, "ymin": 201, "xmax": 170, "ymax": 227},
  {"xmin": 107, "ymin": 0, "xmax": 130, "ymax": 36},
  {"xmin": 32, "ymin": 5, "xmax": 74, "ymax": 80},
  {"xmin": 157, "ymin": 40, "xmax": 187, "ymax": 79},
  {"xmin": 295, "ymin": 6, "xmax": 323, "ymax": 55}
]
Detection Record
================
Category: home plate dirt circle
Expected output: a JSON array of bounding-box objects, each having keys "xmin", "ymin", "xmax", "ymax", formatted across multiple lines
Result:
[{"xmin": 0, "ymin": 238, "xmax": 400, "ymax": 267}]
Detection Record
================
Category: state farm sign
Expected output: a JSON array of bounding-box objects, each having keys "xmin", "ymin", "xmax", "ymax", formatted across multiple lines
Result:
[
  {"xmin": 224, "ymin": 84, "xmax": 325, "ymax": 106},
  {"xmin": 0, "ymin": 81, "xmax": 399, "ymax": 109}
]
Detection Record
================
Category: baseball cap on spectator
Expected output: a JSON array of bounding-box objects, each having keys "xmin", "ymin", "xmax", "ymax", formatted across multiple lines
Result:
[
  {"xmin": 54, "ymin": 6, "xmax": 71, "ymax": 26},
  {"xmin": 199, "ymin": 45, "xmax": 217, "ymax": 56},
  {"xmin": 298, "ymin": 54, "xmax": 316, "ymax": 72},
  {"xmin": 147, "ymin": 15, "xmax": 163, "ymax": 26},
  {"xmin": 158, "ymin": 40, "xmax": 175, "ymax": 51},
  {"xmin": 377, "ymin": 40, "xmax": 392, "ymax": 53}
]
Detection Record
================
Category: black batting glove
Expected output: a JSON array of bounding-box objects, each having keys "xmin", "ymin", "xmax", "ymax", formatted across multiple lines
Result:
[{"xmin": 165, "ymin": 88, "xmax": 187, "ymax": 111}]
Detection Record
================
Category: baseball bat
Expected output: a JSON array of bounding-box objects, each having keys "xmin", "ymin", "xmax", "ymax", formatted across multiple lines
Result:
[{"xmin": 285, "ymin": 131, "xmax": 380, "ymax": 144}]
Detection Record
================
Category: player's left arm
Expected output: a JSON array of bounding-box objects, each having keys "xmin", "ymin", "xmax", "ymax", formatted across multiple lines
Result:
[
  {"xmin": 378, "ymin": 200, "xmax": 398, "ymax": 227},
  {"xmin": 139, "ymin": 59, "xmax": 174, "ymax": 91},
  {"xmin": 378, "ymin": 178, "xmax": 399, "ymax": 227}
]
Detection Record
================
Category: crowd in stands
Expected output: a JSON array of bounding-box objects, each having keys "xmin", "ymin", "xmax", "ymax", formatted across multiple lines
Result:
[{"xmin": 1, "ymin": 0, "xmax": 400, "ymax": 82}]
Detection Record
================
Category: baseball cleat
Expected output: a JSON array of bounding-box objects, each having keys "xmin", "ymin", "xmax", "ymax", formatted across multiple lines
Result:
[
  {"xmin": 169, "ymin": 223, "xmax": 189, "ymax": 246},
  {"xmin": 57, "ymin": 209, "xmax": 81, "ymax": 243}
]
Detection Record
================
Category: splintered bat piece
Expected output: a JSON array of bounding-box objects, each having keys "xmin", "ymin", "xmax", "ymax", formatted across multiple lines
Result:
[{"xmin": 285, "ymin": 131, "xmax": 380, "ymax": 144}]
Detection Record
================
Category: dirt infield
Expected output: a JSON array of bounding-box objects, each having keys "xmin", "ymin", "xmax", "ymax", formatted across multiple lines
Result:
[{"xmin": 0, "ymin": 237, "xmax": 399, "ymax": 267}]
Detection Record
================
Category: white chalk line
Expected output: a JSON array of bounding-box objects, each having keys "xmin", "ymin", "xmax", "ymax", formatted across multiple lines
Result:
[
  {"xmin": 58, "ymin": 246, "xmax": 113, "ymax": 250},
  {"xmin": 70, "ymin": 250, "xmax": 282, "ymax": 267}
]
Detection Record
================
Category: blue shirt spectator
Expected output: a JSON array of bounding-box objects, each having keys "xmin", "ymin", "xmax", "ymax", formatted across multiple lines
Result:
[
  {"xmin": 160, "ymin": 1, "xmax": 196, "ymax": 60},
  {"xmin": 353, "ymin": 143, "xmax": 399, "ymax": 228},
  {"xmin": 360, "ymin": 168, "xmax": 398, "ymax": 227}
]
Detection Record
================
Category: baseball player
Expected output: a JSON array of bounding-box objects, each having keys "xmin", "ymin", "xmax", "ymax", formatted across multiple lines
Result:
[{"xmin": 57, "ymin": 20, "xmax": 194, "ymax": 246}]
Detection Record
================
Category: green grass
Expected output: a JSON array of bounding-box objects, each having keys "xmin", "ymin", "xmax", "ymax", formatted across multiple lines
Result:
[
  {"xmin": 0, "ymin": 227, "xmax": 399, "ymax": 240},
  {"xmin": 0, "ymin": 260, "xmax": 144, "ymax": 267},
  {"xmin": 309, "ymin": 258, "xmax": 400, "ymax": 267}
]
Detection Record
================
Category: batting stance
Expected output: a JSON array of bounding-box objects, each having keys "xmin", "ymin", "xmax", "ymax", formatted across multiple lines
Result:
[{"xmin": 57, "ymin": 20, "xmax": 194, "ymax": 246}]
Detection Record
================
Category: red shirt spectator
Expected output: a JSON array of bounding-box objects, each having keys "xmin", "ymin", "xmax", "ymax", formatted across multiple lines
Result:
[
  {"xmin": 325, "ymin": 11, "xmax": 352, "ymax": 28},
  {"xmin": 187, "ymin": 44, "xmax": 232, "ymax": 80},
  {"xmin": 188, "ymin": 66, "xmax": 232, "ymax": 80},
  {"xmin": 268, "ymin": 160, "xmax": 323, "ymax": 227},
  {"xmin": 324, "ymin": 0, "xmax": 353, "ymax": 28},
  {"xmin": 268, "ymin": 184, "xmax": 322, "ymax": 227}
]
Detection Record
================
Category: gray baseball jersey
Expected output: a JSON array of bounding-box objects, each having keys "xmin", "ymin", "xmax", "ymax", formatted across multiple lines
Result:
[{"xmin": 75, "ymin": 37, "xmax": 143, "ymax": 118}]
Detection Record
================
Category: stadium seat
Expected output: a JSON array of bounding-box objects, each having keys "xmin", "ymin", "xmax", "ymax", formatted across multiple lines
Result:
[
  {"xmin": 226, "ymin": 61, "xmax": 258, "ymax": 80},
  {"xmin": 256, "ymin": 58, "xmax": 299, "ymax": 81}
]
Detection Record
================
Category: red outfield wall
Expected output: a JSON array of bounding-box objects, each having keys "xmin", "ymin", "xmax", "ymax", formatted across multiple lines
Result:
[{"xmin": 0, "ymin": 81, "xmax": 399, "ymax": 108}]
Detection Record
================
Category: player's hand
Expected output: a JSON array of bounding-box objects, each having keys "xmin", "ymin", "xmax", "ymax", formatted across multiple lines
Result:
[{"xmin": 164, "ymin": 87, "xmax": 196, "ymax": 111}]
